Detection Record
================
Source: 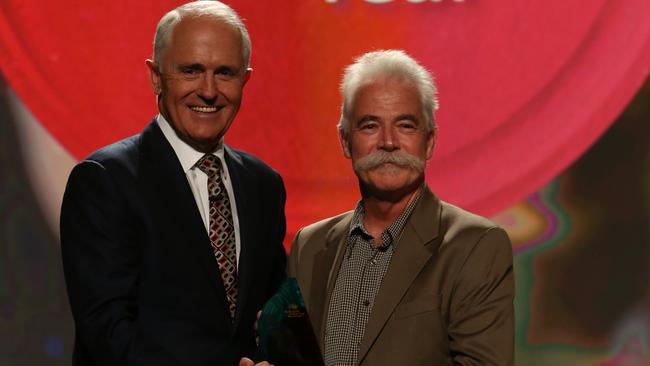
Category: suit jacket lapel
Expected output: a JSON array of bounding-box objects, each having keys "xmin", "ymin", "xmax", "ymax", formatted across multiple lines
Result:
[
  {"xmin": 357, "ymin": 188, "xmax": 442, "ymax": 362},
  {"xmin": 309, "ymin": 214, "xmax": 353, "ymax": 345},
  {"xmin": 223, "ymin": 146, "xmax": 253, "ymax": 330},
  {"xmin": 140, "ymin": 121, "xmax": 234, "ymax": 331}
]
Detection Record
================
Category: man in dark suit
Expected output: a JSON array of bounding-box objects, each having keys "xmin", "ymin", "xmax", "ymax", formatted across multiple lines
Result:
[
  {"xmin": 288, "ymin": 50, "xmax": 514, "ymax": 365},
  {"xmin": 60, "ymin": 2, "xmax": 286, "ymax": 365}
]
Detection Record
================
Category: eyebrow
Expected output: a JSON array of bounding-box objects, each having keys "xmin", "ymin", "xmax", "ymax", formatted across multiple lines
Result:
[
  {"xmin": 353, "ymin": 113, "xmax": 420, "ymax": 126},
  {"xmin": 394, "ymin": 114, "xmax": 418, "ymax": 122},
  {"xmin": 176, "ymin": 63, "xmax": 204, "ymax": 71},
  {"xmin": 355, "ymin": 115, "xmax": 380, "ymax": 125}
]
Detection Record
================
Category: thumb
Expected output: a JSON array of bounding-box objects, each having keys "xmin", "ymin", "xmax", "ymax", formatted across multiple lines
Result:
[{"xmin": 239, "ymin": 357, "xmax": 254, "ymax": 366}]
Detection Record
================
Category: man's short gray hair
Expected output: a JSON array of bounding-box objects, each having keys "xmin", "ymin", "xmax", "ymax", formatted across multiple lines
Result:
[
  {"xmin": 152, "ymin": 1, "xmax": 251, "ymax": 70},
  {"xmin": 338, "ymin": 50, "xmax": 438, "ymax": 134}
]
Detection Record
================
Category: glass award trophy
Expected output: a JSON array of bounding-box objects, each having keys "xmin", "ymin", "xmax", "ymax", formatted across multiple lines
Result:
[{"xmin": 257, "ymin": 277, "xmax": 324, "ymax": 366}]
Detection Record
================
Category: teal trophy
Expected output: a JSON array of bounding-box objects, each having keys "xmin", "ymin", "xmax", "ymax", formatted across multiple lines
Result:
[{"xmin": 257, "ymin": 278, "xmax": 324, "ymax": 365}]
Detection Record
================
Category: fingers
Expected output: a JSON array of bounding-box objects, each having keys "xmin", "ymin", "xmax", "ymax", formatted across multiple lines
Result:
[
  {"xmin": 255, "ymin": 310, "xmax": 262, "ymax": 330},
  {"xmin": 239, "ymin": 357, "xmax": 254, "ymax": 366},
  {"xmin": 255, "ymin": 310, "xmax": 263, "ymax": 346},
  {"xmin": 239, "ymin": 357, "xmax": 273, "ymax": 366}
]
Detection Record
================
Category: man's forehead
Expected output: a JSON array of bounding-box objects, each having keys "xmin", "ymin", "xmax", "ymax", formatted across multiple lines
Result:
[
  {"xmin": 353, "ymin": 76, "xmax": 417, "ymax": 99},
  {"xmin": 159, "ymin": 16, "xmax": 244, "ymax": 66},
  {"xmin": 170, "ymin": 16, "xmax": 239, "ymax": 44},
  {"xmin": 352, "ymin": 79, "xmax": 421, "ymax": 107}
]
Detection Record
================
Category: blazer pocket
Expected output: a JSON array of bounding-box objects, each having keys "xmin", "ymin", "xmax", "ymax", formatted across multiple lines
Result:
[{"xmin": 394, "ymin": 298, "xmax": 440, "ymax": 319}]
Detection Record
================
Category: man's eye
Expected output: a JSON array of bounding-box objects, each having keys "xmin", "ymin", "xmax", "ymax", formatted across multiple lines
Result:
[
  {"xmin": 216, "ymin": 68, "xmax": 235, "ymax": 77},
  {"xmin": 398, "ymin": 123, "xmax": 416, "ymax": 130},
  {"xmin": 180, "ymin": 68, "xmax": 200, "ymax": 78}
]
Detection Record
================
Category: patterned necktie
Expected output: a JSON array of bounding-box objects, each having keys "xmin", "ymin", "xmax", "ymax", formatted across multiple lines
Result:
[{"xmin": 196, "ymin": 154, "xmax": 238, "ymax": 319}]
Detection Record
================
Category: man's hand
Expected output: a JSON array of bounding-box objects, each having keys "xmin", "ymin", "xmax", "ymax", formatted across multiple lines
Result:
[
  {"xmin": 254, "ymin": 310, "xmax": 262, "ymax": 346},
  {"xmin": 240, "ymin": 311, "xmax": 270, "ymax": 366},
  {"xmin": 239, "ymin": 357, "xmax": 272, "ymax": 366}
]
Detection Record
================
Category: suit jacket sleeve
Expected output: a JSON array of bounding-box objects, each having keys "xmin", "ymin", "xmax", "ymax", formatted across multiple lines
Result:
[
  {"xmin": 61, "ymin": 160, "xmax": 140, "ymax": 365},
  {"xmin": 268, "ymin": 171, "xmax": 288, "ymax": 297},
  {"xmin": 447, "ymin": 227, "xmax": 515, "ymax": 366},
  {"xmin": 287, "ymin": 229, "xmax": 302, "ymax": 279}
]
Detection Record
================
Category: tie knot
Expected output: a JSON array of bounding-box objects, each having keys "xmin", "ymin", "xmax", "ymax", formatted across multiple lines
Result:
[{"xmin": 196, "ymin": 154, "xmax": 221, "ymax": 177}]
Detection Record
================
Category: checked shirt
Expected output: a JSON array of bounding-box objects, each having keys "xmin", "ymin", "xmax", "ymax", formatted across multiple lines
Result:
[{"xmin": 323, "ymin": 189, "xmax": 423, "ymax": 366}]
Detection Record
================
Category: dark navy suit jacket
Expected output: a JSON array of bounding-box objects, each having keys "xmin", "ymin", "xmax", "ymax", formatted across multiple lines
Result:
[{"xmin": 61, "ymin": 120, "xmax": 287, "ymax": 365}]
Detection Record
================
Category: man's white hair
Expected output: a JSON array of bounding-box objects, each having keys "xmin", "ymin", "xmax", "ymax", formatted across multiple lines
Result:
[
  {"xmin": 152, "ymin": 1, "xmax": 251, "ymax": 70},
  {"xmin": 338, "ymin": 50, "xmax": 438, "ymax": 134}
]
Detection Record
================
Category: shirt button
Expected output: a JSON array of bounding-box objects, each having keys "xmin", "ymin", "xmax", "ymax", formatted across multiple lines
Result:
[
  {"xmin": 363, "ymin": 299, "xmax": 370, "ymax": 307},
  {"xmin": 370, "ymin": 258, "xmax": 377, "ymax": 265}
]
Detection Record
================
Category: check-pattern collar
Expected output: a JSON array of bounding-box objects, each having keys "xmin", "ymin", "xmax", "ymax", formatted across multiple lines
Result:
[{"xmin": 348, "ymin": 187, "xmax": 424, "ymax": 250}]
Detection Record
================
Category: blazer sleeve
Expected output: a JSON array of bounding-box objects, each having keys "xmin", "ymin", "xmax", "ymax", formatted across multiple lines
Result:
[
  {"xmin": 287, "ymin": 228, "xmax": 302, "ymax": 279},
  {"xmin": 60, "ymin": 160, "xmax": 140, "ymax": 365},
  {"xmin": 447, "ymin": 227, "xmax": 515, "ymax": 366},
  {"xmin": 267, "ymin": 171, "xmax": 288, "ymax": 297}
]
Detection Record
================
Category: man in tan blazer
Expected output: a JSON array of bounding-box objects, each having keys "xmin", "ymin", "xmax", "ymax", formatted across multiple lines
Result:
[{"xmin": 288, "ymin": 50, "xmax": 514, "ymax": 366}]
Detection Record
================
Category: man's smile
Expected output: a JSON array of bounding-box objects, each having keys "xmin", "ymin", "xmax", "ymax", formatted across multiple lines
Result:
[{"xmin": 189, "ymin": 105, "xmax": 222, "ymax": 113}]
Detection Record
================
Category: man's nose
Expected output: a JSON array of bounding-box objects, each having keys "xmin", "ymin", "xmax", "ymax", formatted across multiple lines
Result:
[
  {"xmin": 378, "ymin": 127, "xmax": 398, "ymax": 151},
  {"xmin": 197, "ymin": 75, "xmax": 218, "ymax": 100}
]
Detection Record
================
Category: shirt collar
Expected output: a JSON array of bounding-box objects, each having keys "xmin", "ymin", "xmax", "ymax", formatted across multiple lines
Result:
[
  {"xmin": 349, "ymin": 187, "xmax": 424, "ymax": 249},
  {"xmin": 349, "ymin": 202, "xmax": 368, "ymax": 236},
  {"xmin": 156, "ymin": 114, "xmax": 225, "ymax": 172}
]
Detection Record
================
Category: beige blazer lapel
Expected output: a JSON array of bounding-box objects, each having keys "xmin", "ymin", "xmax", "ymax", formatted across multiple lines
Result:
[
  {"xmin": 357, "ymin": 188, "xmax": 442, "ymax": 363},
  {"xmin": 309, "ymin": 214, "xmax": 353, "ymax": 345}
]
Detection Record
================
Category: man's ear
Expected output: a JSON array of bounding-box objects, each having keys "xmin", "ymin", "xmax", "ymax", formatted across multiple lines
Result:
[
  {"xmin": 425, "ymin": 126, "xmax": 437, "ymax": 160},
  {"xmin": 242, "ymin": 67, "xmax": 252, "ymax": 86},
  {"xmin": 145, "ymin": 59, "xmax": 162, "ymax": 95},
  {"xmin": 339, "ymin": 128, "xmax": 352, "ymax": 159}
]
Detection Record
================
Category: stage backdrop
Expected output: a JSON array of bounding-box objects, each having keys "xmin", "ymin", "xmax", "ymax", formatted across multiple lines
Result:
[{"xmin": 1, "ymin": 1, "xmax": 650, "ymax": 365}]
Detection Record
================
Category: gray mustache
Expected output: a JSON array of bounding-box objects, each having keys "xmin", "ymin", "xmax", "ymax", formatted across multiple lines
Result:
[{"xmin": 353, "ymin": 150, "xmax": 425, "ymax": 173}]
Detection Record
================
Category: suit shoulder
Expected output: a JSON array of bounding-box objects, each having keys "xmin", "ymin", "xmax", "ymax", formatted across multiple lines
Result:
[
  {"xmin": 296, "ymin": 211, "xmax": 353, "ymax": 244},
  {"xmin": 64, "ymin": 134, "xmax": 142, "ymax": 190},
  {"xmin": 288, "ymin": 211, "xmax": 353, "ymax": 279},
  {"xmin": 440, "ymin": 200, "xmax": 496, "ymax": 230},
  {"xmin": 226, "ymin": 146, "xmax": 281, "ymax": 179},
  {"xmin": 82, "ymin": 133, "xmax": 141, "ymax": 171},
  {"xmin": 438, "ymin": 200, "xmax": 510, "ymax": 251}
]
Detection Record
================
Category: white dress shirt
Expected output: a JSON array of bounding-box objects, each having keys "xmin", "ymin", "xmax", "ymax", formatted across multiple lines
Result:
[{"xmin": 157, "ymin": 115, "xmax": 241, "ymax": 266}]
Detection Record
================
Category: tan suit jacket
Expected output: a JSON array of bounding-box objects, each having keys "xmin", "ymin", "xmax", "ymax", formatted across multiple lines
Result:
[{"xmin": 288, "ymin": 187, "xmax": 514, "ymax": 365}]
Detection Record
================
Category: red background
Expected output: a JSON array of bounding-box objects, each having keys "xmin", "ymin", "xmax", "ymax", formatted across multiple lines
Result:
[{"xmin": 1, "ymin": 0, "xmax": 649, "ymax": 241}]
